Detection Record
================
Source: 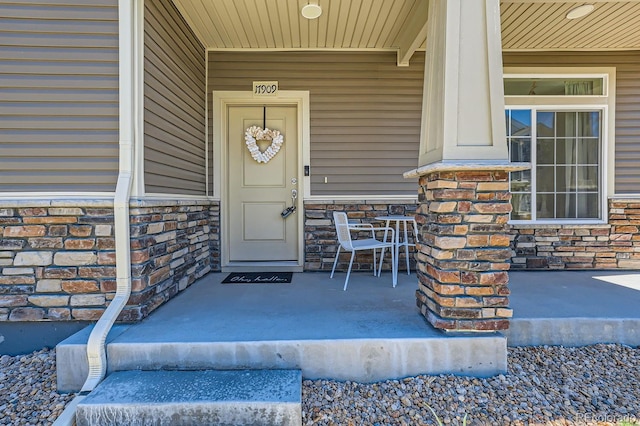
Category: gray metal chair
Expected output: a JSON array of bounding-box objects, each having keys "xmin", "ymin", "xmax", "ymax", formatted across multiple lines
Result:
[{"xmin": 330, "ymin": 211, "xmax": 396, "ymax": 290}]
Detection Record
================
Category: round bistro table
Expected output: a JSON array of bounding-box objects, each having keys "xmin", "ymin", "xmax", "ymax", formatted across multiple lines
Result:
[{"xmin": 374, "ymin": 215, "xmax": 418, "ymax": 281}]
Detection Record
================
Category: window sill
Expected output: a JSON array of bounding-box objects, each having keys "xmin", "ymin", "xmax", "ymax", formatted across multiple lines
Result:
[{"xmin": 509, "ymin": 221, "xmax": 610, "ymax": 229}]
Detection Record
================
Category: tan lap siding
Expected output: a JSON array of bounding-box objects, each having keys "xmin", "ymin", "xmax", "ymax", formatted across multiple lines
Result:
[
  {"xmin": 0, "ymin": 0, "xmax": 119, "ymax": 192},
  {"xmin": 144, "ymin": 0, "xmax": 207, "ymax": 195},
  {"xmin": 617, "ymin": 66, "xmax": 640, "ymax": 193},
  {"xmin": 208, "ymin": 52, "xmax": 424, "ymax": 196},
  {"xmin": 503, "ymin": 52, "xmax": 640, "ymax": 196}
]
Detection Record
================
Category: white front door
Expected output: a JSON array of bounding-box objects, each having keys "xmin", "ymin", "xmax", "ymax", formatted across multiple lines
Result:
[{"xmin": 227, "ymin": 105, "xmax": 299, "ymax": 261}]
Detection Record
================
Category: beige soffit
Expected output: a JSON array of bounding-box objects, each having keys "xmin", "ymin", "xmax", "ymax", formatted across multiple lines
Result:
[
  {"xmin": 171, "ymin": 0, "xmax": 428, "ymax": 65},
  {"xmin": 501, "ymin": 1, "xmax": 640, "ymax": 51},
  {"xmin": 172, "ymin": 0, "xmax": 640, "ymax": 62}
]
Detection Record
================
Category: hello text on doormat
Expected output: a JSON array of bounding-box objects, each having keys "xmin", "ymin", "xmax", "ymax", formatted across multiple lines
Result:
[{"xmin": 221, "ymin": 272, "xmax": 293, "ymax": 284}]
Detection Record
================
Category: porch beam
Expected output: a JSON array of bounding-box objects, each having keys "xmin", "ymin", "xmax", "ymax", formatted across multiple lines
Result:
[{"xmin": 395, "ymin": 0, "xmax": 429, "ymax": 67}]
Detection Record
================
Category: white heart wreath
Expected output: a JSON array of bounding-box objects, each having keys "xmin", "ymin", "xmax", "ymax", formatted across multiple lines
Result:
[{"xmin": 244, "ymin": 125, "xmax": 284, "ymax": 164}]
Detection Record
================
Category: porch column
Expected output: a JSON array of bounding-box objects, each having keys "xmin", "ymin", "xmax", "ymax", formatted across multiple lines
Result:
[{"xmin": 405, "ymin": 0, "xmax": 528, "ymax": 332}]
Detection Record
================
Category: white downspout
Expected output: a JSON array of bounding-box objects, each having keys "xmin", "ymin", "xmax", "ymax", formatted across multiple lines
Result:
[
  {"xmin": 80, "ymin": 0, "xmax": 136, "ymax": 393},
  {"xmin": 52, "ymin": 2, "xmax": 136, "ymax": 424}
]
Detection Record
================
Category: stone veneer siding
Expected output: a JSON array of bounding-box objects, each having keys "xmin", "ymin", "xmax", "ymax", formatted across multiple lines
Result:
[
  {"xmin": 510, "ymin": 199, "xmax": 640, "ymax": 269},
  {"xmin": 415, "ymin": 170, "xmax": 513, "ymax": 331},
  {"xmin": 0, "ymin": 201, "xmax": 116, "ymax": 322},
  {"xmin": 125, "ymin": 200, "xmax": 212, "ymax": 321},
  {"xmin": 0, "ymin": 199, "xmax": 220, "ymax": 322},
  {"xmin": 304, "ymin": 200, "xmax": 418, "ymax": 272},
  {"xmin": 209, "ymin": 201, "xmax": 221, "ymax": 272}
]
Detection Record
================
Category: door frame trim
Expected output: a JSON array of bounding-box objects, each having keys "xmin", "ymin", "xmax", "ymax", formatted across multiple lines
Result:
[{"xmin": 212, "ymin": 91, "xmax": 310, "ymax": 270}]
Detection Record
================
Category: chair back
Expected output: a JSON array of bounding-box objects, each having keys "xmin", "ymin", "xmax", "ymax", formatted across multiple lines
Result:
[{"xmin": 333, "ymin": 211, "xmax": 354, "ymax": 250}]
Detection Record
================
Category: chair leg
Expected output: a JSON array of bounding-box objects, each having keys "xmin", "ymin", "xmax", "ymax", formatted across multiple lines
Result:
[
  {"xmin": 392, "ymin": 243, "xmax": 397, "ymax": 288},
  {"xmin": 377, "ymin": 222, "xmax": 390, "ymax": 277},
  {"xmin": 403, "ymin": 221, "xmax": 410, "ymax": 275},
  {"xmin": 372, "ymin": 248, "xmax": 377, "ymax": 276},
  {"xmin": 344, "ymin": 251, "xmax": 356, "ymax": 291},
  {"xmin": 330, "ymin": 245, "xmax": 341, "ymax": 278}
]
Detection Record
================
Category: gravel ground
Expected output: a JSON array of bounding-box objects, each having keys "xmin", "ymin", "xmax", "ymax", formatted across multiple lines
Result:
[
  {"xmin": 1, "ymin": 344, "xmax": 638, "ymax": 425},
  {"xmin": 0, "ymin": 349, "xmax": 74, "ymax": 426},
  {"xmin": 303, "ymin": 344, "xmax": 640, "ymax": 426}
]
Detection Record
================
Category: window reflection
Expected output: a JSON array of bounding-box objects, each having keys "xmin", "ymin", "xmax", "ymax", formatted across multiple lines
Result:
[
  {"xmin": 504, "ymin": 78, "xmax": 604, "ymax": 96},
  {"xmin": 507, "ymin": 109, "xmax": 601, "ymax": 221}
]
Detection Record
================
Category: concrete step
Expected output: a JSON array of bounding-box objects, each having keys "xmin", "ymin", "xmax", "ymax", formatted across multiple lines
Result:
[
  {"xmin": 57, "ymin": 325, "xmax": 507, "ymax": 392},
  {"xmin": 75, "ymin": 369, "xmax": 302, "ymax": 426}
]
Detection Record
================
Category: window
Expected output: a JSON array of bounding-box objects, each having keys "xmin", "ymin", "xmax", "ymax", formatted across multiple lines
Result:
[
  {"xmin": 507, "ymin": 109, "xmax": 601, "ymax": 220},
  {"xmin": 504, "ymin": 77, "xmax": 604, "ymax": 96},
  {"xmin": 504, "ymin": 71, "xmax": 612, "ymax": 223}
]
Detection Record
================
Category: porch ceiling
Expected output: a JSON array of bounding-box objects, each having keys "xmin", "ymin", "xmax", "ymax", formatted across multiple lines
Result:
[
  {"xmin": 172, "ymin": 0, "xmax": 640, "ymax": 65},
  {"xmin": 502, "ymin": 1, "xmax": 640, "ymax": 51}
]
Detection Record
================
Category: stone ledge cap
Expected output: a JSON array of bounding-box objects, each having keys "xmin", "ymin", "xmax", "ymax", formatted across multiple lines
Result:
[
  {"xmin": 0, "ymin": 199, "xmax": 113, "ymax": 208},
  {"xmin": 304, "ymin": 198, "xmax": 418, "ymax": 204},
  {"xmin": 403, "ymin": 161, "xmax": 531, "ymax": 179},
  {"xmin": 130, "ymin": 198, "xmax": 215, "ymax": 207},
  {"xmin": 511, "ymin": 223, "xmax": 610, "ymax": 230},
  {"xmin": 609, "ymin": 197, "xmax": 640, "ymax": 202}
]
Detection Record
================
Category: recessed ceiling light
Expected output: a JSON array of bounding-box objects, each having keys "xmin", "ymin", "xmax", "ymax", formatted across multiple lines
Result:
[
  {"xmin": 301, "ymin": 3, "xmax": 322, "ymax": 20},
  {"xmin": 566, "ymin": 4, "xmax": 595, "ymax": 20}
]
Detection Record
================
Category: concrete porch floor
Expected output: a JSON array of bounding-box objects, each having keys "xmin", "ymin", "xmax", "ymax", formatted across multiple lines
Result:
[
  {"xmin": 57, "ymin": 269, "xmax": 640, "ymax": 391},
  {"xmin": 507, "ymin": 270, "xmax": 640, "ymax": 346}
]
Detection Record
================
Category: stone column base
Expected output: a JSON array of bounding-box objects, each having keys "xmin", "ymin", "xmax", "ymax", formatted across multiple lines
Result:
[{"xmin": 410, "ymin": 165, "xmax": 525, "ymax": 332}]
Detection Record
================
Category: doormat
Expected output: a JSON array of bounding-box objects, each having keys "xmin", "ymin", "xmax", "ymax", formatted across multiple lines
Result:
[{"xmin": 221, "ymin": 272, "xmax": 293, "ymax": 284}]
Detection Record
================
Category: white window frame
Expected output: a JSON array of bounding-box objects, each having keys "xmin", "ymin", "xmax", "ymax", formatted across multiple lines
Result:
[{"xmin": 504, "ymin": 67, "xmax": 616, "ymax": 225}]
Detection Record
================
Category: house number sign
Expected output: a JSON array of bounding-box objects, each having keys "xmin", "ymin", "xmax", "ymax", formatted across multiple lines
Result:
[{"xmin": 253, "ymin": 81, "xmax": 278, "ymax": 96}]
